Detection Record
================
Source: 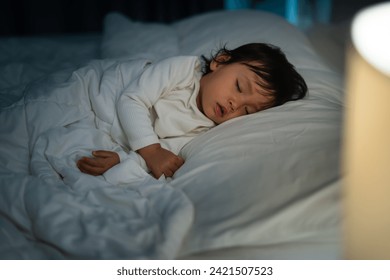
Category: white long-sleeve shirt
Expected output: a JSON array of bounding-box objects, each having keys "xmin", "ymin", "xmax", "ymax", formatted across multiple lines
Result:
[{"xmin": 111, "ymin": 55, "xmax": 215, "ymax": 157}]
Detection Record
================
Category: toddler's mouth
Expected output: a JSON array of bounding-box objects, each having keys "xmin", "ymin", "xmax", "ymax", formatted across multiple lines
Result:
[{"xmin": 216, "ymin": 103, "xmax": 225, "ymax": 118}]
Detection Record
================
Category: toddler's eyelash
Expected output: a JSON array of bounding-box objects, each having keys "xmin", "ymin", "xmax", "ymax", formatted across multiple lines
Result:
[{"xmin": 236, "ymin": 80, "xmax": 241, "ymax": 92}]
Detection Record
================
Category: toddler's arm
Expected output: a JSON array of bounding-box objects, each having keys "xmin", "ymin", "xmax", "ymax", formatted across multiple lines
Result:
[
  {"xmin": 137, "ymin": 143, "xmax": 184, "ymax": 179},
  {"xmin": 77, "ymin": 150, "xmax": 119, "ymax": 176}
]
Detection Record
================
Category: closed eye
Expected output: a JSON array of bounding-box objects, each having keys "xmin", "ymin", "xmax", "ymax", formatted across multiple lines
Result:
[{"xmin": 236, "ymin": 80, "xmax": 241, "ymax": 92}]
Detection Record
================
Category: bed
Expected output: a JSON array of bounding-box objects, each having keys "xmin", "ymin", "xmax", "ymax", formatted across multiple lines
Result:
[{"xmin": 0, "ymin": 10, "xmax": 344, "ymax": 259}]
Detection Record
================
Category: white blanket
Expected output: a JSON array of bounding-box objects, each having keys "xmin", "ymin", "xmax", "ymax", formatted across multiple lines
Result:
[
  {"xmin": 1, "ymin": 10, "xmax": 345, "ymax": 260},
  {"xmin": 0, "ymin": 58, "xmax": 194, "ymax": 259}
]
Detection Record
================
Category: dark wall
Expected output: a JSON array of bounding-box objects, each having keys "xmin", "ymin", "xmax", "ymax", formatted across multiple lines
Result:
[
  {"xmin": 331, "ymin": 0, "xmax": 384, "ymax": 22},
  {"xmin": 0, "ymin": 0, "xmax": 223, "ymax": 37}
]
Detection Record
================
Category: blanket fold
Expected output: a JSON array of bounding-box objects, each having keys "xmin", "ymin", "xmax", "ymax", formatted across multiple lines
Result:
[{"xmin": 0, "ymin": 58, "xmax": 193, "ymax": 259}]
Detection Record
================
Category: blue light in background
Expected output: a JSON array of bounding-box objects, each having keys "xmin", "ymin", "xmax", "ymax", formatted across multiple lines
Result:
[
  {"xmin": 224, "ymin": 0, "xmax": 253, "ymax": 10},
  {"xmin": 286, "ymin": 0, "xmax": 299, "ymax": 25},
  {"xmin": 224, "ymin": 0, "xmax": 332, "ymax": 29}
]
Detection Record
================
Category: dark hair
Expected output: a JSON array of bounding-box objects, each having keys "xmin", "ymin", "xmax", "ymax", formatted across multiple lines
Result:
[{"xmin": 201, "ymin": 43, "xmax": 307, "ymax": 108}]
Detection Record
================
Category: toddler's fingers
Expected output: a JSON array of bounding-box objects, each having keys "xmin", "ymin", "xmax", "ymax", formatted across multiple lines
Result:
[
  {"xmin": 173, "ymin": 156, "xmax": 184, "ymax": 168},
  {"xmin": 92, "ymin": 150, "xmax": 117, "ymax": 158},
  {"xmin": 77, "ymin": 161, "xmax": 96, "ymax": 176},
  {"xmin": 80, "ymin": 157, "xmax": 103, "ymax": 167},
  {"xmin": 77, "ymin": 161, "xmax": 104, "ymax": 176},
  {"xmin": 177, "ymin": 156, "xmax": 185, "ymax": 165},
  {"xmin": 163, "ymin": 168, "xmax": 174, "ymax": 178}
]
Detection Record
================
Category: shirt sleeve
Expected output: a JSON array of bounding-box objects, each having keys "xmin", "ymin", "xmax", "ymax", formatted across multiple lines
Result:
[{"xmin": 116, "ymin": 56, "xmax": 199, "ymax": 151}]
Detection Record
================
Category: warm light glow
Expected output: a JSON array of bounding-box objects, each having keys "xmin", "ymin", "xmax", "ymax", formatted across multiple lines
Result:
[
  {"xmin": 344, "ymin": 3, "xmax": 390, "ymax": 259},
  {"xmin": 352, "ymin": 2, "xmax": 390, "ymax": 76}
]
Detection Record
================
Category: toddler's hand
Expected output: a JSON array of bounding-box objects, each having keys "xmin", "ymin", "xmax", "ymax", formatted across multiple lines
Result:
[
  {"xmin": 77, "ymin": 150, "xmax": 120, "ymax": 176},
  {"xmin": 137, "ymin": 144, "xmax": 184, "ymax": 179}
]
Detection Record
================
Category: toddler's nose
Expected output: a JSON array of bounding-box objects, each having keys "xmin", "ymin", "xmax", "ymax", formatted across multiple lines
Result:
[{"xmin": 228, "ymin": 100, "xmax": 236, "ymax": 112}]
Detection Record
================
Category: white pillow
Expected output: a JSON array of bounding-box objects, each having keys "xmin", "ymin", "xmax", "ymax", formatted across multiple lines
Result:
[
  {"xmin": 174, "ymin": 99, "xmax": 342, "ymax": 256},
  {"xmin": 168, "ymin": 10, "xmax": 344, "ymax": 256},
  {"xmin": 100, "ymin": 10, "xmax": 344, "ymax": 257},
  {"xmin": 101, "ymin": 12, "xmax": 179, "ymax": 59},
  {"xmin": 173, "ymin": 10, "xmax": 320, "ymax": 67}
]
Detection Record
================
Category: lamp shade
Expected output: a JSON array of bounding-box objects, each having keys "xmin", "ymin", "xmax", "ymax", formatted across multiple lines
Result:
[{"xmin": 344, "ymin": 2, "xmax": 390, "ymax": 259}]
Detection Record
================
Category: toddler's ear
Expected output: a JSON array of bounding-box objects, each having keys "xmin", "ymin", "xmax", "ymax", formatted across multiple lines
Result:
[
  {"xmin": 210, "ymin": 54, "xmax": 230, "ymax": 70},
  {"xmin": 215, "ymin": 53, "xmax": 230, "ymax": 63}
]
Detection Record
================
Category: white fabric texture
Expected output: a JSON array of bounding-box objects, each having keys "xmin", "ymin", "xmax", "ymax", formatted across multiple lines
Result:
[
  {"xmin": 0, "ymin": 10, "xmax": 344, "ymax": 259},
  {"xmin": 116, "ymin": 55, "xmax": 214, "ymax": 154},
  {"xmin": 107, "ymin": 10, "xmax": 342, "ymax": 257},
  {"xmin": 0, "ymin": 57, "xmax": 194, "ymax": 259}
]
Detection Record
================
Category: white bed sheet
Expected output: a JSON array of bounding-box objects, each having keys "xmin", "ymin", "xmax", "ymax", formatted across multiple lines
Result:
[
  {"xmin": 181, "ymin": 180, "xmax": 343, "ymax": 260},
  {"xmin": 0, "ymin": 10, "xmax": 345, "ymax": 259}
]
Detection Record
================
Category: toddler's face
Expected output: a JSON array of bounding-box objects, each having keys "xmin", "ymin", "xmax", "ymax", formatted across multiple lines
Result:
[{"xmin": 197, "ymin": 60, "xmax": 274, "ymax": 124}]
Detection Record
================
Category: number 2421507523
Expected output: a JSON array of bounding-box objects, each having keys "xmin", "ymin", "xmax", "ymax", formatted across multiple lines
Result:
[{"xmin": 209, "ymin": 266, "xmax": 273, "ymax": 276}]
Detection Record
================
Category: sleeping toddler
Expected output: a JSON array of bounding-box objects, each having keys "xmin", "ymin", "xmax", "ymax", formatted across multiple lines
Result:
[{"xmin": 77, "ymin": 43, "xmax": 307, "ymax": 182}]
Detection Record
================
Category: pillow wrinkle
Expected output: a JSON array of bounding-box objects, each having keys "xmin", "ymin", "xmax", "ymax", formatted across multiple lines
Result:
[{"xmin": 100, "ymin": 10, "xmax": 343, "ymax": 258}]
